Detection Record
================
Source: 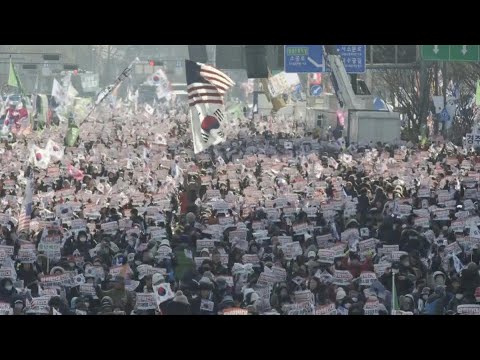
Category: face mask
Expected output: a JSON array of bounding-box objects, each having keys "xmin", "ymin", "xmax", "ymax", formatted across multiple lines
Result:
[
  {"xmin": 5, "ymin": 285, "xmax": 12, "ymax": 291},
  {"xmin": 456, "ymin": 294, "xmax": 463, "ymax": 300},
  {"xmin": 344, "ymin": 303, "xmax": 352, "ymax": 309},
  {"xmin": 69, "ymin": 263, "xmax": 75, "ymax": 268},
  {"xmin": 128, "ymin": 241, "xmax": 135, "ymax": 247},
  {"xmin": 351, "ymin": 297, "xmax": 358, "ymax": 303},
  {"xmin": 79, "ymin": 237, "xmax": 87, "ymax": 242}
]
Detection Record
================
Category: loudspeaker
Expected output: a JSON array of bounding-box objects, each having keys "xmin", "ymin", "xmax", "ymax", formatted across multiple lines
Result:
[
  {"xmin": 245, "ymin": 45, "xmax": 268, "ymax": 78},
  {"xmin": 188, "ymin": 45, "xmax": 208, "ymax": 63}
]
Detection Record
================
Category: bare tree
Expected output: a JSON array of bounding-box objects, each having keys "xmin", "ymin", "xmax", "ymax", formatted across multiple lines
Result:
[{"xmin": 377, "ymin": 67, "xmax": 434, "ymax": 140}]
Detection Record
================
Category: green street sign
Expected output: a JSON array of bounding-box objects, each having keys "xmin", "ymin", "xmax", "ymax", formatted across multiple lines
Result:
[
  {"xmin": 421, "ymin": 45, "xmax": 449, "ymax": 61},
  {"xmin": 421, "ymin": 45, "xmax": 480, "ymax": 61},
  {"xmin": 450, "ymin": 45, "xmax": 479, "ymax": 61}
]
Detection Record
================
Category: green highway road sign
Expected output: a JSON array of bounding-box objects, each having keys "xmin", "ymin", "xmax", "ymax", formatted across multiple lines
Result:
[
  {"xmin": 421, "ymin": 45, "xmax": 480, "ymax": 61},
  {"xmin": 421, "ymin": 45, "xmax": 449, "ymax": 61},
  {"xmin": 450, "ymin": 45, "xmax": 479, "ymax": 61}
]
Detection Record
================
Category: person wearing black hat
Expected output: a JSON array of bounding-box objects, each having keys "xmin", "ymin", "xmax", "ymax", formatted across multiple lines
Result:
[{"xmin": 191, "ymin": 277, "xmax": 217, "ymax": 315}]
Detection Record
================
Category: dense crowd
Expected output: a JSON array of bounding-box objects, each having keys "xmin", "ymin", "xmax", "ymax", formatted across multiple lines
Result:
[{"xmin": 0, "ymin": 96, "xmax": 479, "ymax": 316}]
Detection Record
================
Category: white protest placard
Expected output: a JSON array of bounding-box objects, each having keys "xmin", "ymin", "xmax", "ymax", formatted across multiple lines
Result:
[
  {"xmin": 374, "ymin": 263, "xmax": 391, "ymax": 277},
  {"xmin": 317, "ymin": 249, "xmax": 335, "ymax": 264},
  {"xmin": 292, "ymin": 222, "xmax": 308, "ymax": 234},
  {"xmin": 70, "ymin": 219, "xmax": 87, "ymax": 232},
  {"xmin": 363, "ymin": 300, "xmax": 380, "ymax": 315},
  {"xmin": 457, "ymin": 304, "xmax": 480, "ymax": 315},
  {"xmin": 378, "ymin": 245, "xmax": 399, "ymax": 258},
  {"xmin": 391, "ymin": 251, "xmax": 408, "ymax": 262},
  {"xmin": 0, "ymin": 246, "xmax": 14, "ymax": 257},
  {"xmin": 229, "ymin": 230, "xmax": 247, "ymax": 243},
  {"xmin": 27, "ymin": 296, "xmax": 50, "ymax": 314},
  {"xmin": 415, "ymin": 217, "xmax": 430, "ymax": 228},
  {"xmin": 79, "ymin": 283, "xmax": 98, "ymax": 299},
  {"xmin": 433, "ymin": 209, "xmax": 450, "ymax": 221},
  {"xmin": 358, "ymin": 238, "xmax": 377, "ymax": 255},
  {"xmin": 271, "ymin": 266, "xmax": 287, "ymax": 283},
  {"xmin": 135, "ymin": 293, "xmax": 158, "ymax": 311},
  {"xmin": 38, "ymin": 243, "xmax": 62, "ymax": 260},
  {"xmin": 0, "ymin": 268, "xmax": 15, "ymax": 280},
  {"xmin": 333, "ymin": 270, "xmax": 353, "ymax": 285},
  {"xmin": 223, "ymin": 308, "xmax": 249, "ymax": 315},
  {"xmin": 17, "ymin": 249, "xmax": 37, "ymax": 263},
  {"xmin": 330, "ymin": 243, "xmax": 346, "ymax": 258},
  {"xmin": 359, "ymin": 271, "xmax": 377, "ymax": 286},
  {"xmin": 282, "ymin": 242, "xmax": 303, "ymax": 260},
  {"xmin": 444, "ymin": 241, "xmax": 462, "ymax": 256},
  {"xmin": 206, "ymin": 190, "xmax": 221, "ymax": 200},
  {"xmin": 257, "ymin": 272, "xmax": 277, "ymax": 287},
  {"xmin": 341, "ymin": 228, "xmax": 359, "ymax": 243},
  {"xmin": 197, "ymin": 239, "xmax": 216, "ymax": 251},
  {"xmin": 40, "ymin": 273, "xmax": 74, "ymax": 288},
  {"xmin": 0, "ymin": 302, "xmax": 12, "ymax": 315},
  {"xmin": 316, "ymin": 234, "xmax": 333, "ymax": 248},
  {"xmin": 314, "ymin": 303, "xmax": 337, "ymax": 315},
  {"xmin": 218, "ymin": 217, "xmax": 234, "ymax": 226},
  {"xmin": 242, "ymin": 254, "xmax": 260, "ymax": 265}
]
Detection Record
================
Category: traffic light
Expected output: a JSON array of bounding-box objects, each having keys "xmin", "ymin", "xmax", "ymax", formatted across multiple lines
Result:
[
  {"xmin": 64, "ymin": 64, "xmax": 79, "ymax": 71},
  {"xmin": 43, "ymin": 54, "xmax": 60, "ymax": 61},
  {"xmin": 148, "ymin": 60, "xmax": 163, "ymax": 66},
  {"xmin": 22, "ymin": 64, "xmax": 37, "ymax": 70}
]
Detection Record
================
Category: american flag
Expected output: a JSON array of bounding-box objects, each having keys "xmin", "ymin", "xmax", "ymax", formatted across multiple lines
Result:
[
  {"xmin": 18, "ymin": 177, "xmax": 33, "ymax": 233},
  {"xmin": 185, "ymin": 60, "xmax": 234, "ymax": 107},
  {"xmin": 185, "ymin": 60, "xmax": 235, "ymax": 154}
]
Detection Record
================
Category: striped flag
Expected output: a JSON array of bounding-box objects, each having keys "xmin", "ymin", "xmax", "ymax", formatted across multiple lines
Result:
[
  {"xmin": 18, "ymin": 177, "xmax": 33, "ymax": 233},
  {"xmin": 185, "ymin": 60, "xmax": 235, "ymax": 154}
]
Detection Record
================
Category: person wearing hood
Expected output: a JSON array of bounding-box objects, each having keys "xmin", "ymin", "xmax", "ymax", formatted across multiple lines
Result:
[
  {"xmin": 165, "ymin": 291, "xmax": 191, "ymax": 315},
  {"xmin": 460, "ymin": 262, "xmax": 480, "ymax": 296},
  {"xmin": 400, "ymin": 294, "xmax": 416, "ymax": 313},
  {"xmin": 379, "ymin": 263, "xmax": 414, "ymax": 296},
  {"xmin": 191, "ymin": 277, "xmax": 217, "ymax": 315},
  {"xmin": 0, "ymin": 278, "xmax": 17, "ymax": 304},
  {"xmin": 64, "ymin": 231, "xmax": 93, "ymax": 258},
  {"xmin": 422, "ymin": 285, "xmax": 448, "ymax": 315}
]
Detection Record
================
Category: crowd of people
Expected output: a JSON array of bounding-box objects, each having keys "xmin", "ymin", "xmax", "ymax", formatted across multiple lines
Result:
[{"xmin": 0, "ymin": 95, "xmax": 479, "ymax": 316}]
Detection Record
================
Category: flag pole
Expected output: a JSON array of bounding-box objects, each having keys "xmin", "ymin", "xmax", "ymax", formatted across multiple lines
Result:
[{"xmin": 391, "ymin": 269, "xmax": 395, "ymax": 315}]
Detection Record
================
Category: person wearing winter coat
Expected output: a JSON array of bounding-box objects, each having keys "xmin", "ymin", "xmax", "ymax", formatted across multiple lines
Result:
[
  {"xmin": 0, "ymin": 278, "xmax": 17, "ymax": 304},
  {"xmin": 191, "ymin": 277, "xmax": 217, "ymax": 315},
  {"xmin": 165, "ymin": 291, "xmax": 191, "ymax": 315},
  {"xmin": 95, "ymin": 275, "xmax": 135, "ymax": 315},
  {"xmin": 460, "ymin": 263, "xmax": 480, "ymax": 296},
  {"xmin": 423, "ymin": 286, "xmax": 448, "ymax": 315}
]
